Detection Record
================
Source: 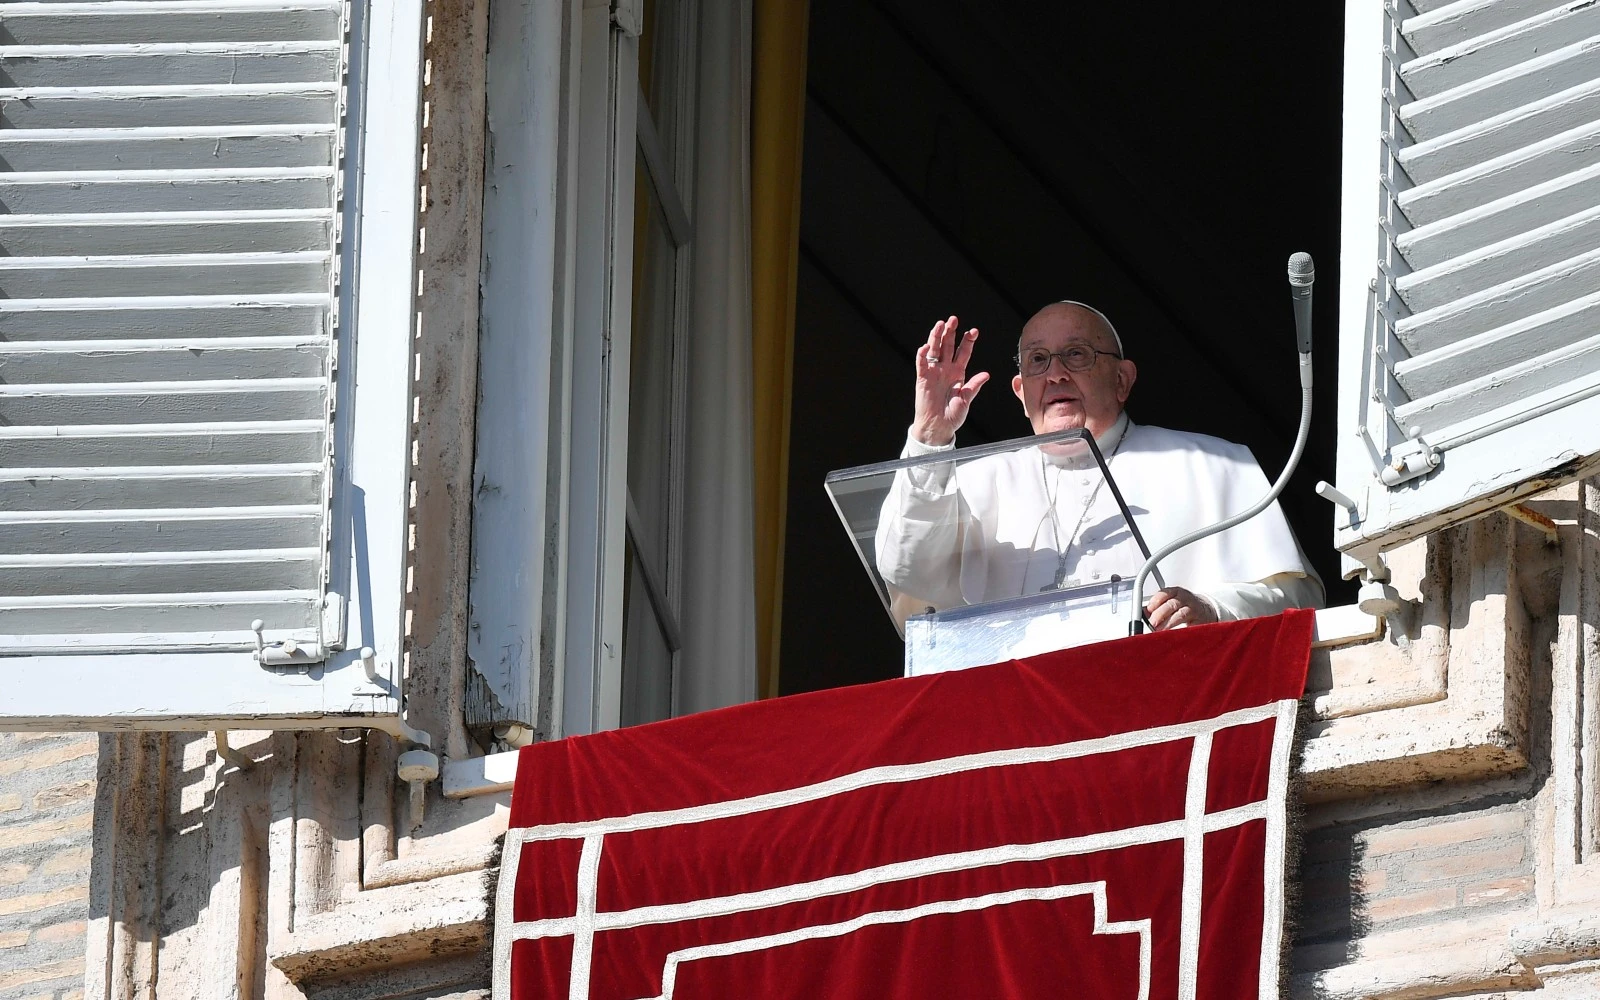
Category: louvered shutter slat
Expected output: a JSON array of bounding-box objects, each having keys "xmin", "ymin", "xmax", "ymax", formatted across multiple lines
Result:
[
  {"xmin": 1400, "ymin": 0, "xmax": 1573, "ymax": 50},
  {"xmin": 0, "ymin": 44, "xmax": 341, "ymax": 87},
  {"xmin": 1, "ymin": 90, "xmax": 339, "ymax": 129},
  {"xmin": 0, "ymin": 467, "xmax": 322, "ymax": 512},
  {"xmin": 0, "ymin": 300, "xmax": 323, "ymax": 340},
  {"xmin": 1332, "ymin": 0, "xmax": 1600, "ymax": 566},
  {"xmin": 0, "ymin": 0, "xmax": 343, "ymax": 649},
  {"xmin": 1376, "ymin": 0, "xmax": 1600, "ymax": 445},
  {"xmin": 9, "ymin": 340, "xmax": 327, "ymax": 382},
  {"xmin": 5, "ymin": 425, "xmax": 322, "ymax": 467},
  {"xmin": 0, "ymin": 175, "xmax": 335, "ymax": 213},
  {"xmin": 0, "ymin": 216, "xmax": 332, "ymax": 255},
  {"xmin": 1398, "ymin": 120, "xmax": 1600, "ymax": 221},
  {"xmin": 1402, "ymin": 1, "xmax": 1600, "ymax": 93},
  {"xmin": 0, "ymin": 133, "xmax": 338, "ymax": 171},
  {"xmin": 1398, "ymin": 78, "xmax": 1600, "ymax": 180},
  {"xmin": 3, "ymin": 550, "xmax": 321, "ymax": 596},
  {"xmin": 3, "ymin": 595, "xmax": 318, "ymax": 648},
  {"xmin": 1, "ymin": 2, "xmax": 343, "ymax": 45},
  {"xmin": 10, "ymin": 509, "xmax": 322, "ymax": 553},
  {"xmin": 1395, "ymin": 163, "xmax": 1600, "ymax": 275},
  {"xmin": 4, "ymin": 380, "xmax": 327, "ymax": 422},
  {"xmin": 0, "ymin": 254, "xmax": 330, "ymax": 297}
]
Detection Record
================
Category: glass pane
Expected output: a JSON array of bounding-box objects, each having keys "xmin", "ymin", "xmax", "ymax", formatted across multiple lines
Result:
[
  {"xmin": 621, "ymin": 542, "xmax": 674, "ymax": 726},
  {"xmin": 620, "ymin": 151, "xmax": 679, "ymax": 724},
  {"xmin": 824, "ymin": 430, "xmax": 1150, "ymax": 670},
  {"xmin": 823, "ymin": 429, "xmax": 1148, "ymax": 624},
  {"xmin": 637, "ymin": 0, "xmax": 682, "ymax": 174},
  {"xmin": 627, "ymin": 148, "xmax": 677, "ymax": 574}
]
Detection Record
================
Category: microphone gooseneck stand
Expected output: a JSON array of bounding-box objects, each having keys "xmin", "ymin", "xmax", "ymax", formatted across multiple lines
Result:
[{"xmin": 1129, "ymin": 252, "xmax": 1317, "ymax": 635}]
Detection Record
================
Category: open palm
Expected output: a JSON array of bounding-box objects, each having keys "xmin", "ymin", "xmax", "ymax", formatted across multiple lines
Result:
[{"xmin": 912, "ymin": 315, "xmax": 990, "ymax": 446}]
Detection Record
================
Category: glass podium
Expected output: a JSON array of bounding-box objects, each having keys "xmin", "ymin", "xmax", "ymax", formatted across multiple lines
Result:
[{"xmin": 823, "ymin": 429, "xmax": 1158, "ymax": 676}]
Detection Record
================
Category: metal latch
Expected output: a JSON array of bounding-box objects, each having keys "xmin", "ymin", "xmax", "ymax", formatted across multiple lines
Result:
[
  {"xmin": 250, "ymin": 620, "xmax": 327, "ymax": 667},
  {"xmin": 1379, "ymin": 434, "xmax": 1441, "ymax": 487}
]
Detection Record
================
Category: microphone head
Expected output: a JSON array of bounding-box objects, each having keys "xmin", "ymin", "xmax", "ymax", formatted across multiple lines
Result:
[{"xmin": 1287, "ymin": 252, "xmax": 1315, "ymax": 287}]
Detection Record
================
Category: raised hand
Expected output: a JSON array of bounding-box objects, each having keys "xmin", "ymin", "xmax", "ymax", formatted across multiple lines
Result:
[{"xmin": 911, "ymin": 316, "xmax": 990, "ymax": 446}]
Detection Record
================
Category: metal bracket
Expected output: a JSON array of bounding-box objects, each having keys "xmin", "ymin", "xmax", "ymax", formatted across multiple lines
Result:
[
  {"xmin": 250, "ymin": 620, "xmax": 327, "ymax": 667},
  {"xmin": 1357, "ymin": 578, "xmax": 1406, "ymax": 617},
  {"xmin": 1356, "ymin": 558, "xmax": 1418, "ymax": 631},
  {"xmin": 494, "ymin": 723, "xmax": 536, "ymax": 748},
  {"xmin": 397, "ymin": 749, "xmax": 440, "ymax": 830},
  {"xmin": 1316, "ymin": 480, "xmax": 1362, "ymax": 530},
  {"xmin": 1379, "ymin": 433, "xmax": 1441, "ymax": 487},
  {"xmin": 214, "ymin": 730, "xmax": 256, "ymax": 771},
  {"xmin": 1504, "ymin": 503, "xmax": 1560, "ymax": 546}
]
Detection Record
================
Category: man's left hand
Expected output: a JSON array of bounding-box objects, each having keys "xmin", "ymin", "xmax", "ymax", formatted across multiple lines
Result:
[{"xmin": 1144, "ymin": 588, "xmax": 1218, "ymax": 631}]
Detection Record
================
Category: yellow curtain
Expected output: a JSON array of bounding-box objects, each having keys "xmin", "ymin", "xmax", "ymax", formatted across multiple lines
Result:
[{"xmin": 750, "ymin": 0, "xmax": 809, "ymax": 700}]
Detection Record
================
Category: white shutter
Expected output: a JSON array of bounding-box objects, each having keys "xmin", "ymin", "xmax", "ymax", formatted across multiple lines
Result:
[
  {"xmin": 0, "ymin": 0, "xmax": 424, "ymax": 730},
  {"xmin": 1334, "ymin": 0, "xmax": 1600, "ymax": 568}
]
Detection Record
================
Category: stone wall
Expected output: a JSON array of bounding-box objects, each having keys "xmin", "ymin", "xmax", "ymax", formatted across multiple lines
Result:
[
  {"xmin": 1302, "ymin": 803, "xmax": 1533, "ymax": 941},
  {"xmin": 0, "ymin": 734, "xmax": 96, "ymax": 1000}
]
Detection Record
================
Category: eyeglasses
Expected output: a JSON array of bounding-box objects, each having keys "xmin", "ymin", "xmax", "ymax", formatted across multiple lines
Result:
[{"xmin": 1015, "ymin": 344, "xmax": 1121, "ymax": 377}]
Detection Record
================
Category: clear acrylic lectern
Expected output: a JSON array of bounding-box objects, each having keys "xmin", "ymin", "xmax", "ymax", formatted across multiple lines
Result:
[{"xmin": 823, "ymin": 429, "xmax": 1157, "ymax": 677}]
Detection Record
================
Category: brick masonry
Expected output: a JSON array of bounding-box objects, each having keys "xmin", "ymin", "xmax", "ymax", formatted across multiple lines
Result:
[
  {"xmin": 1297, "ymin": 804, "xmax": 1533, "ymax": 945},
  {"xmin": 0, "ymin": 734, "xmax": 96, "ymax": 1000}
]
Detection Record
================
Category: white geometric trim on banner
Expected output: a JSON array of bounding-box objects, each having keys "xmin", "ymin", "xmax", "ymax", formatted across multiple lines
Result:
[{"xmin": 492, "ymin": 698, "xmax": 1300, "ymax": 1000}]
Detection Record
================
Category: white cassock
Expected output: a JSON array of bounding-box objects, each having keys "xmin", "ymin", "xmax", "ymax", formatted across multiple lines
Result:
[{"xmin": 874, "ymin": 412, "xmax": 1323, "ymax": 621}]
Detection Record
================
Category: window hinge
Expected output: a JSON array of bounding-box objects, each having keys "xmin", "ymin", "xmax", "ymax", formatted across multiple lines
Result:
[
  {"xmin": 611, "ymin": 0, "xmax": 641, "ymax": 36},
  {"xmin": 1379, "ymin": 433, "xmax": 1441, "ymax": 487}
]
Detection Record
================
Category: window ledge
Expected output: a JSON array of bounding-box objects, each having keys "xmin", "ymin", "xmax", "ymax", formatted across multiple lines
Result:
[
  {"xmin": 443, "ymin": 748, "xmax": 520, "ymax": 799},
  {"xmin": 1300, "ymin": 519, "xmax": 1532, "ymax": 800},
  {"xmin": 270, "ymin": 868, "xmax": 489, "ymax": 983}
]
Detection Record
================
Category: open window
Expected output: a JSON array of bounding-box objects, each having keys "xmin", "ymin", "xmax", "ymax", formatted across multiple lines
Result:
[
  {"xmin": 777, "ymin": 2, "xmax": 1350, "ymax": 694},
  {"xmin": 0, "ymin": 0, "xmax": 426, "ymax": 732},
  {"xmin": 464, "ymin": 0, "xmax": 704, "ymax": 742},
  {"xmin": 1332, "ymin": 0, "xmax": 1600, "ymax": 572}
]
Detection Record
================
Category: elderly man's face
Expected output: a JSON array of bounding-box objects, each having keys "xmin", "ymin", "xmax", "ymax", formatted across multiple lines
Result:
[{"xmin": 1010, "ymin": 304, "xmax": 1137, "ymax": 438}]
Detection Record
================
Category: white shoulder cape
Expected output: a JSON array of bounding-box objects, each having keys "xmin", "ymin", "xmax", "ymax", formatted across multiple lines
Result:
[{"xmin": 873, "ymin": 420, "xmax": 1317, "ymax": 610}]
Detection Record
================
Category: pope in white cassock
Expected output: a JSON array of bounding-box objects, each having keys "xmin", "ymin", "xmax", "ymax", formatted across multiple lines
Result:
[{"xmin": 874, "ymin": 302, "xmax": 1323, "ymax": 630}]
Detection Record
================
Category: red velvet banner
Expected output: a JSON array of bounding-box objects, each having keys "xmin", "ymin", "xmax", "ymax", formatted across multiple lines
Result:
[{"xmin": 495, "ymin": 610, "xmax": 1313, "ymax": 1000}]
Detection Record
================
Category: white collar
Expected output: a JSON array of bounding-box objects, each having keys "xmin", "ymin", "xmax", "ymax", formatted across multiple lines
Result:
[{"xmin": 1043, "ymin": 411, "xmax": 1130, "ymax": 468}]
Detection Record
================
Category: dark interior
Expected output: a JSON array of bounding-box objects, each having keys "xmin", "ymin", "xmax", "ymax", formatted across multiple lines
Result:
[{"xmin": 780, "ymin": 0, "xmax": 1350, "ymax": 694}]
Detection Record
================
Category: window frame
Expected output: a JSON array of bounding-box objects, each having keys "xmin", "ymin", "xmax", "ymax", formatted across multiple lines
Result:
[
  {"xmin": 620, "ymin": 0, "xmax": 699, "ymax": 726},
  {"xmin": 556, "ymin": 0, "xmax": 699, "ymax": 737}
]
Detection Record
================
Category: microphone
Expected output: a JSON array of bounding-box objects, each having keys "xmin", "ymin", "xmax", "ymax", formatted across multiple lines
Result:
[
  {"xmin": 1288, "ymin": 251, "xmax": 1314, "ymax": 356},
  {"xmin": 1128, "ymin": 252, "xmax": 1317, "ymax": 634}
]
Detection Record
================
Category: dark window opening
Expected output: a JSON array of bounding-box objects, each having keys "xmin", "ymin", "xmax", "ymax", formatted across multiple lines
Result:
[{"xmin": 781, "ymin": 0, "xmax": 1350, "ymax": 695}]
